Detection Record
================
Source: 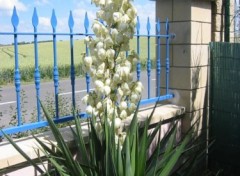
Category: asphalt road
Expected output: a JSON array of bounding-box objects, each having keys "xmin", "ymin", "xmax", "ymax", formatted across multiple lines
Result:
[{"xmin": 0, "ymin": 71, "xmax": 157, "ymax": 128}]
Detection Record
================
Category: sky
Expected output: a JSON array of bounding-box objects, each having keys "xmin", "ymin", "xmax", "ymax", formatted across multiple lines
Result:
[{"xmin": 0, "ymin": 0, "xmax": 156, "ymax": 44}]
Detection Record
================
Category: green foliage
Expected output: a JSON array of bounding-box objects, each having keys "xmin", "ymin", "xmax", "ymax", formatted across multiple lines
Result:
[
  {"xmin": 0, "ymin": 38, "xmax": 156, "ymax": 85},
  {"xmin": 2, "ymin": 102, "xmax": 207, "ymax": 176}
]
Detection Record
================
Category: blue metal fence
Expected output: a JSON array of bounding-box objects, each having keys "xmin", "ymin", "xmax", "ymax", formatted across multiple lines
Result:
[{"xmin": 0, "ymin": 7, "xmax": 174, "ymax": 136}]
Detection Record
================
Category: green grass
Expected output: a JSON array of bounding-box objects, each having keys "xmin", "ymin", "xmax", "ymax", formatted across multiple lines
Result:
[{"xmin": 0, "ymin": 37, "xmax": 156, "ymax": 84}]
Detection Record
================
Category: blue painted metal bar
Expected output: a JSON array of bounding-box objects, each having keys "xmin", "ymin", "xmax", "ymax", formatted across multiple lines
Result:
[
  {"xmin": 0, "ymin": 32, "xmax": 173, "ymax": 38},
  {"xmin": 32, "ymin": 8, "xmax": 41, "ymax": 122},
  {"xmin": 11, "ymin": 7, "xmax": 22, "ymax": 126},
  {"xmin": 140, "ymin": 94, "xmax": 174, "ymax": 106},
  {"xmin": 147, "ymin": 17, "xmax": 151, "ymax": 99},
  {"xmin": 136, "ymin": 16, "xmax": 141, "ymax": 81},
  {"xmin": 165, "ymin": 18, "xmax": 170, "ymax": 95},
  {"xmin": 68, "ymin": 11, "xmax": 76, "ymax": 108},
  {"xmin": 156, "ymin": 19, "xmax": 161, "ymax": 97},
  {"xmin": 0, "ymin": 113, "xmax": 88, "ymax": 136},
  {"xmin": 51, "ymin": 9, "xmax": 59, "ymax": 118},
  {"xmin": 84, "ymin": 12, "xmax": 90, "ymax": 93}
]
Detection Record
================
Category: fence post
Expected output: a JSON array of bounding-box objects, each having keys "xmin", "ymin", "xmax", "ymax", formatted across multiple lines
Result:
[
  {"xmin": 32, "ymin": 8, "xmax": 41, "ymax": 121},
  {"xmin": 156, "ymin": 19, "xmax": 161, "ymax": 97},
  {"xmin": 51, "ymin": 9, "xmax": 59, "ymax": 118},
  {"xmin": 147, "ymin": 17, "xmax": 151, "ymax": 99},
  {"xmin": 136, "ymin": 16, "xmax": 141, "ymax": 81},
  {"xmin": 11, "ymin": 7, "xmax": 22, "ymax": 126},
  {"xmin": 68, "ymin": 11, "xmax": 76, "ymax": 108},
  {"xmin": 84, "ymin": 12, "xmax": 90, "ymax": 93},
  {"xmin": 165, "ymin": 18, "xmax": 170, "ymax": 95}
]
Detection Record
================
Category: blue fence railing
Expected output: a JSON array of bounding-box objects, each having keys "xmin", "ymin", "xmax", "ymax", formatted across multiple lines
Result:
[{"xmin": 0, "ymin": 7, "xmax": 175, "ymax": 136}]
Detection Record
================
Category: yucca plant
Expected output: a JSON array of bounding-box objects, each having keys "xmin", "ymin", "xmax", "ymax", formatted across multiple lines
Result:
[{"xmin": 2, "ymin": 101, "xmax": 209, "ymax": 176}]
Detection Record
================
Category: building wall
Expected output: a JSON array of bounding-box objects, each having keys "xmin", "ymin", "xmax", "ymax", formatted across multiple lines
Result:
[
  {"xmin": 212, "ymin": 0, "xmax": 235, "ymax": 42},
  {"xmin": 156, "ymin": 0, "xmax": 212, "ymax": 134}
]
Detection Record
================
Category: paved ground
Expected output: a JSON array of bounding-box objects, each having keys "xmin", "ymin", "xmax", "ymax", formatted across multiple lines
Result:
[{"xmin": 0, "ymin": 71, "xmax": 157, "ymax": 128}]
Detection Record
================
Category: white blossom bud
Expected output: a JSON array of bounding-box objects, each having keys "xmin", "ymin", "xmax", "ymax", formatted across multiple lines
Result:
[
  {"xmin": 113, "ymin": 12, "xmax": 122, "ymax": 22},
  {"xmin": 96, "ymin": 102, "xmax": 103, "ymax": 110},
  {"xmin": 129, "ymin": 103, "xmax": 137, "ymax": 112},
  {"xmin": 104, "ymin": 37, "xmax": 113, "ymax": 47},
  {"xmin": 84, "ymin": 56, "xmax": 93, "ymax": 67},
  {"xmin": 130, "ymin": 93, "xmax": 139, "ymax": 103},
  {"xmin": 92, "ymin": 22, "xmax": 101, "ymax": 34},
  {"xmin": 96, "ymin": 10, "xmax": 104, "ymax": 19},
  {"xmin": 98, "ymin": 48, "xmax": 106, "ymax": 60},
  {"xmin": 99, "ymin": 0, "xmax": 105, "ymax": 6},
  {"xmin": 104, "ymin": 86, "xmax": 111, "ymax": 95},
  {"xmin": 113, "ymin": 73, "xmax": 120, "ymax": 83},
  {"xmin": 114, "ymin": 118, "xmax": 122, "ymax": 129},
  {"xmin": 115, "ymin": 33, "xmax": 124, "ymax": 44},
  {"xmin": 95, "ymin": 80, "xmax": 104, "ymax": 90},
  {"xmin": 90, "ymin": 68, "xmax": 96, "ymax": 77},
  {"xmin": 127, "ymin": 8, "xmax": 136, "ymax": 20},
  {"xmin": 121, "ymin": 67, "xmax": 130, "ymax": 77},
  {"xmin": 96, "ymin": 42, "xmax": 104, "ymax": 49},
  {"xmin": 122, "ymin": 14, "xmax": 130, "ymax": 23},
  {"xmin": 86, "ymin": 105, "xmax": 93, "ymax": 114},
  {"xmin": 111, "ymin": 28, "xmax": 119, "ymax": 38},
  {"xmin": 118, "ymin": 22, "xmax": 128, "ymax": 32},
  {"xmin": 118, "ymin": 88, "xmax": 124, "ymax": 97},
  {"xmin": 119, "ymin": 101, "xmax": 127, "ymax": 110},
  {"xmin": 120, "ymin": 110, "xmax": 127, "ymax": 119},
  {"xmin": 105, "ymin": 78, "xmax": 111, "ymax": 86},
  {"xmin": 121, "ymin": 82, "xmax": 129, "ymax": 92},
  {"xmin": 82, "ymin": 94, "xmax": 89, "ymax": 104},
  {"xmin": 84, "ymin": 36, "xmax": 90, "ymax": 44},
  {"xmin": 106, "ymin": 49, "xmax": 115, "ymax": 59},
  {"xmin": 135, "ymin": 81, "xmax": 143, "ymax": 93}
]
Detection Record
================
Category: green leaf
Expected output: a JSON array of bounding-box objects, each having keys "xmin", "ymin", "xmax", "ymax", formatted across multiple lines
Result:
[
  {"xmin": 39, "ymin": 100, "xmax": 84, "ymax": 175},
  {"xmin": 125, "ymin": 136, "xmax": 133, "ymax": 176},
  {"xmin": 137, "ymin": 120, "xmax": 148, "ymax": 176},
  {"xmin": 130, "ymin": 127, "xmax": 137, "ymax": 175},
  {"xmin": 160, "ymin": 134, "xmax": 190, "ymax": 176},
  {"xmin": 2, "ymin": 131, "xmax": 44, "ymax": 174},
  {"xmin": 117, "ymin": 140, "xmax": 123, "ymax": 176},
  {"xmin": 146, "ymin": 123, "xmax": 162, "ymax": 176},
  {"xmin": 72, "ymin": 110, "xmax": 91, "ymax": 170}
]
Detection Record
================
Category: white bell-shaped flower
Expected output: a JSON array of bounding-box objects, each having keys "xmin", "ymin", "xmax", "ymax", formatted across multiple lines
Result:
[
  {"xmin": 111, "ymin": 28, "xmax": 119, "ymax": 38},
  {"xmin": 113, "ymin": 12, "xmax": 122, "ymax": 22},
  {"xmin": 119, "ymin": 101, "xmax": 127, "ymax": 110},
  {"xmin": 104, "ymin": 85, "xmax": 111, "ymax": 95},
  {"xmin": 96, "ymin": 41, "xmax": 104, "ymax": 50},
  {"xmin": 130, "ymin": 93, "xmax": 139, "ymax": 103},
  {"xmin": 95, "ymin": 80, "xmax": 104, "ymax": 90},
  {"xmin": 105, "ymin": 78, "xmax": 111, "ymax": 86},
  {"xmin": 120, "ymin": 110, "xmax": 127, "ymax": 119},
  {"xmin": 106, "ymin": 49, "xmax": 115, "ymax": 60},
  {"xmin": 92, "ymin": 22, "xmax": 101, "ymax": 35},
  {"xmin": 84, "ymin": 56, "xmax": 93, "ymax": 68},
  {"xmin": 104, "ymin": 36, "xmax": 113, "ymax": 47},
  {"xmin": 82, "ymin": 94, "xmax": 89, "ymax": 104},
  {"xmin": 99, "ymin": 0, "xmax": 106, "ymax": 6},
  {"xmin": 98, "ymin": 48, "xmax": 106, "ymax": 60},
  {"xmin": 129, "ymin": 103, "xmax": 137, "ymax": 112},
  {"xmin": 114, "ymin": 118, "xmax": 122, "ymax": 129},
  {"xmin": 86, "ymin": 105, "xmax": 93, "ymax": 114},
  {"xmin": 121, "ymin": 82, "xmax": 130, "ymax": 92}
]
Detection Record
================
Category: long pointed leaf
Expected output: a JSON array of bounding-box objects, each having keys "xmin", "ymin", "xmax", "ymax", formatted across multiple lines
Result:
[
  {"xmin": 2, "ymin": 131, "xmax": 44, "ymax": 174},
  {"xmin": 125, "ymin": 137, "xmax": 133, "ymax": 176},
  {"xmin": 159, "ymin": 134, "xmax": 190, "ymax": 176}
]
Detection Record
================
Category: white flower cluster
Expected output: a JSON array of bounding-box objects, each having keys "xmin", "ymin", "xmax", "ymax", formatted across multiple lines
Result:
[{"xmin": 82, "ymin": 0, "xmax": 143, "ymax": 144}]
